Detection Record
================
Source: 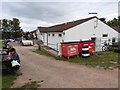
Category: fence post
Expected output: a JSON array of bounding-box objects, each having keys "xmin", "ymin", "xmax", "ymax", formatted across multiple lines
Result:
[
  {"xmin": 37, "ymin": 39, "xmax": 43, "ymax": 50},
  {"xmin": 56, "ymin": 43, "xmax": 62, "ymax": 56}
]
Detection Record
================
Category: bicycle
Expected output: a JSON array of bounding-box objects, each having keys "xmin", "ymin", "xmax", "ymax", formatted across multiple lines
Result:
[{"xmin": 102, "ymin": 41, "xmax": 112, "ymax": 51}]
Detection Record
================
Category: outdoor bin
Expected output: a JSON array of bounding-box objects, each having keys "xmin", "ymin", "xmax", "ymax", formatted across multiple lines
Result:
[
  {"xmin": 79, "ymin": 41, "xmax": 95, "ymax": 55},
  {"xmin": 82, "ymin": 45, "xmax": 90, "ymax": 57},
  {"xmin": 61, "ymin": 42, "xmax": 79, "ymax": 59}
]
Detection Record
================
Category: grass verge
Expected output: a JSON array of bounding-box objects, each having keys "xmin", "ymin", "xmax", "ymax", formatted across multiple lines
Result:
[
  {"xmin": 33, "ymin": 49, "xmax": 119, "ymax": 69},
  {"xmin": 57, "ymin": 51, "xmax": 119, "ymax": 69},
  {"xmin": 0, "ymin": 40, "xmax": 3, "ymax": 48},
  {"xmin": 1, "ymin": 40, "xmax": 22, "ymax": 89},
  {"xmin": 32, "ymin": 49, "xmax": 56, "ymax": 58},
  {"xmin": 2, "ymin": 73, "xmax": 22, "ymax": 88},
  {"xmin": 20, "ymin": 81, "xmax": 41, "ymax": 88}
]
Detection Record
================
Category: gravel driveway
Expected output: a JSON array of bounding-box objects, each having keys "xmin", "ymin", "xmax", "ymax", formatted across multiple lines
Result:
[{"xmin": 12, "ymin": 45, "xmax": 118, "ymax": 88}]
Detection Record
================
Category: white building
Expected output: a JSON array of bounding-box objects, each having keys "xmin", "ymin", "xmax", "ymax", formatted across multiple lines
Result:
[{"xmin": 36, "ymin": 16, "xmax": 119, "ymax": 51}]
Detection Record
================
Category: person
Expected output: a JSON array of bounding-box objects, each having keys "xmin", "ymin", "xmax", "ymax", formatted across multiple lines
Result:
[{"xmin": 8, "ymin": 48, "xmax": 20, "ymax": 64}]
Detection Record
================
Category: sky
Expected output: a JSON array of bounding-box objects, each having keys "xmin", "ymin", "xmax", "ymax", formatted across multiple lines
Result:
[{"xmin": 1, "ymin": 0, "xmax": 120, "ymax": 32}]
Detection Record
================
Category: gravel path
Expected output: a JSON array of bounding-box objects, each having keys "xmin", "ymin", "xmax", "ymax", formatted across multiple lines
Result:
[{"xmin": 12, "ymin": 45, "xmax": 118, "ymax": 88}]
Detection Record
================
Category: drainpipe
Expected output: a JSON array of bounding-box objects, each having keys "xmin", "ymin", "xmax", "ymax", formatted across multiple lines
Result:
[
  {"xmin": 63, "ymin": 31, "xmax": 65, "ymax": 42},
  {"xmin": 89, "ymin": 12, "xmax": 98, "ymax": 28}
]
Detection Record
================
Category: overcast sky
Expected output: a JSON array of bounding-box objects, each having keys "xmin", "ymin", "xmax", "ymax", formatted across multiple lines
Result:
[{"xmin": 1, "ymin": 0, "xmax": 120, "ymax": 31}]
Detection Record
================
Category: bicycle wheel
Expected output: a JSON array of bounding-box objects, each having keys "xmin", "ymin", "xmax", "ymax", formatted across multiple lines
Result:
[
  {"xmin": 108, "ymin": 45, "xmax": 113, "ymax": 51},
  {"xmin": 102, "ymin": 46, "xmax": 108, "ymax": 51}
]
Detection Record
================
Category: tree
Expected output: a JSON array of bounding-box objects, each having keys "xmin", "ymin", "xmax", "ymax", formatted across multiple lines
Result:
[
  {"xmin": 2, "ymin": 19, "xmax": 10, "ymax": 39},
  {"xmin": 99, "ymin": 18, "xmax": 106, "ymax": 23},
  {"xmin": 118, "ymin": 16, "xmax": 120, "ymax": 26},
  {"xmin": 11, "ymin": 18, "xmax": 22, "ymax": 38},
  {"xmin": 107, "ymin": 16, "xmax": 120, "ymax": 26},
  {"xmin": 1, "ymin": 18, "xmax": 23, "ymax": 39}
]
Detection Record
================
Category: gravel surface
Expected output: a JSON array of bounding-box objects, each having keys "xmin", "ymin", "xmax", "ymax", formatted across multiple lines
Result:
[{"xmin": 11, "ymin": 45, "xmax": 118, "ymax": 88}]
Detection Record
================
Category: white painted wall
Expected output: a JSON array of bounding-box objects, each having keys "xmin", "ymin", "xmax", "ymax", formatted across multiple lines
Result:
[
  {"xmin": 37, "ymin": 18, "xmax": 119, "ymax": 51},
  {"xmin": 43, "ymin": 33, "xmax": 47, "ymax": 45},
  {"xmin": 64, "ymin": 18, "xmax": 118, "ymax": 41},
  {"xmin": 36, "ymin": 29, "xmax": 48, "ymax": 45},
  {"xmin": 64, "ymin": 18, "xmax": 119, "ymax": 51},
  {"xmin": 47, "ymin": 32, "xmax": 64, "ymax": 50},
  {"xmin": 37, "ymin": 29, "xmax": 64, "ymax": 51}
]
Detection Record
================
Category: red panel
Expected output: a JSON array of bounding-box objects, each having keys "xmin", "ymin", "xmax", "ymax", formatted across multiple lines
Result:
[
  {"xmin": 61, "ymin": 43, "xmax": 79, "ymax": 58},
  {"xmin": 79, "ymin": 41, "xmax": 95, "ymax": 55},
  {"xmin": 61, "ymin": 41, "xmax": 95, "ymax": 58}
]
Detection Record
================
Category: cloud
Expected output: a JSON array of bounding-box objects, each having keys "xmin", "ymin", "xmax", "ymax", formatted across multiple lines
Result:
[
  {"xmin": 1, "ymin": 2, "xmax": 119, "ymax": 31},
  {"xmin": 2, "ymin": 2, "xmax": 69, "ymax": 22},
  {"xmin": 2, "ymin": 0, "xmax": 120, "ymax": 2}
]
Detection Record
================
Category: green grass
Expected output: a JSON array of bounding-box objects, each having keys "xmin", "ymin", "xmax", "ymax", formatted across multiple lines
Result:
[
  {"xmin": 57, "ymin": 51, "xmax": 119, "ymax": 69},
  {"xmin": 0, "ymin": 40, "xmax": 3, "ymax": 48},
  {"xmin": 32, "ymin": 49, "xmax": 56, "ymax": 58},
  {"xmin": 34, "ymin": 49, "xmax": 119, "ymax": 69},
  {"xmin": 2, "ymin": 74, "xmax": 17, "ymax": 88},
  {"xmin": 0, "ymin": 74, "xmax": 2, "ymax": 90},
  {"xmin": 2, "ymin": 73, "xmax": 22, "ymax": 88},
  {"xmin": 1, "ymin": 39, "xmax": 22, "ymax": 89},
  {"xmin": 20, "ymin": 81, "xmax": 41, "ymax": 88}
]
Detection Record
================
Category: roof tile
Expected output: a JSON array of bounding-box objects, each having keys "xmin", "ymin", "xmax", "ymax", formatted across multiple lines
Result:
[{"xmin": 38, "ymin": 16, "xmax": 96, "ymax": 32}]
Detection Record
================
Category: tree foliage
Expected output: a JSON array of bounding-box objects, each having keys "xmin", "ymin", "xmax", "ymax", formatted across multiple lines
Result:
[
  {"xmin": 99, "ymin": 18, "xmax": 106, "ymax": 23},
  {"xmin": 1, "ymin": 18, "xmax": 23, "ymax": 39},
  {"xmin": 107, "ymin": 16, "xmax": 120, "ymax": 26}
]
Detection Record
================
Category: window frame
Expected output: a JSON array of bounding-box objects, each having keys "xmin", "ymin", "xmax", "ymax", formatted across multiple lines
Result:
[
  {"xmin": 112, "ymin": 37, "xmax": 116, "ymax": 43},
  {"xmin": 52, "ymin": 33, "xmax": 55, "ymax": 37},
  {"xmin": 102, "ymin": 34, "xmax": 108, "ymax": 37},
  {"xmin": 58, "ymin": 34, "xmax": 62, "ymax": 37}
]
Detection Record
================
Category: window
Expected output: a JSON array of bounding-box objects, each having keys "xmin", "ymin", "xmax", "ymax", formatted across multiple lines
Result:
[
  {"xmin": 91, "ymin": 37, "xmax": 96, "ymax": 41},
  {"xmin": 112, "ymin": 38, "xmax": 116, "ymax": 43},
  {"xmin": 58, "ymin": 34, "xmax": 62, "ymax": 37},
  {"xmin": 63, "ymin": 32, "xmax": 65, "ymax": 35},
  {"xmin": 91, "ymin": 34, "xmax": 96, "ymax": 41},
  {"xmin": 52, "ymin": 33, "xmax": 55, "ymax": 36},
  {"xmin": 102, "ymin": 34, "xmax": 108, "ymax": 37}
]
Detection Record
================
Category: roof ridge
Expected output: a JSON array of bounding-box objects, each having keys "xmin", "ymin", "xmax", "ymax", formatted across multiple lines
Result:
[
  {"xmin": 53, "ymin": 16, "xmax": 96, "ymax": 27},
  {"xmin": 38, "ymin": 16, "xmax": 97, "ymax": 32}
]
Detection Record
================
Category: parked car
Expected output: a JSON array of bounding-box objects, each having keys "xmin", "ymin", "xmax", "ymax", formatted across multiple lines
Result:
[
  {"xmin": 21, "ymin": 39, "xmax": 33, "ymax": 46},
  {"xmin": 9, "ymin": 39, "xmax": 15, "ymax": 42}
]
